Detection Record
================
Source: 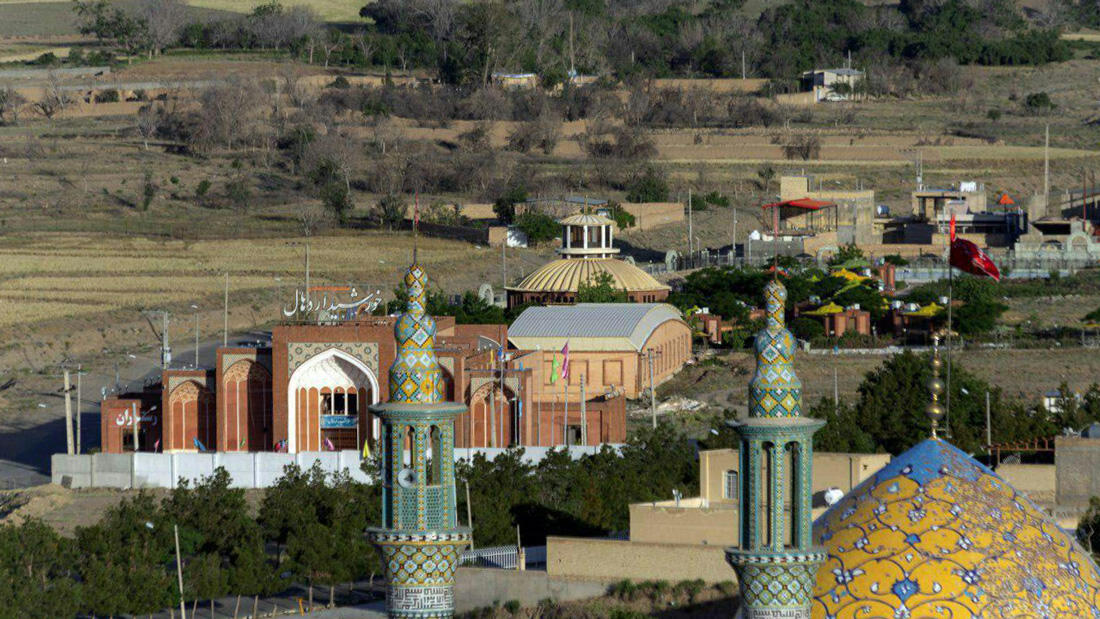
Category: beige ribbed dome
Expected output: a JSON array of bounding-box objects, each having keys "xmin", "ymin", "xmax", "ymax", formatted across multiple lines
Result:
[
  {"xmin": 508, "ymin": 258, "xmax": 669, "ymax": 294},
  {"xmin": 558, "ymin": 212, "xmax": 615, "ymax": 226}
]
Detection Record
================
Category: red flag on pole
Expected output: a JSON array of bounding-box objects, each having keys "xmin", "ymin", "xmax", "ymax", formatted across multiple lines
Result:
[{"xmin": 949, "ymin": 214, "xmax": 1000, "ymax": 280}]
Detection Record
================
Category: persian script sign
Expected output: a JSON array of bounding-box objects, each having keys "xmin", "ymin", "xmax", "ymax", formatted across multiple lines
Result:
[
  {"xmin": 320, "ymin": 414, "xmax": 358, "ymax": 429},
  {"xmin": 114, "ymin": 411, "xmax": 158, "ymax": 427},
  {"xmin": 283, "ymin": 286, "xmax": 383, "ymax": 321}
]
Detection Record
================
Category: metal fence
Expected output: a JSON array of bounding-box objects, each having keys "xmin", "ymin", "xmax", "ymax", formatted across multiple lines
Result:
[
  {"xmin": 461, "ymin": 545, "xmax": 518, "ymax": 569},
  {"xmin": 459, "ymin": 545, "xmax": 548, "ymax": 569}
]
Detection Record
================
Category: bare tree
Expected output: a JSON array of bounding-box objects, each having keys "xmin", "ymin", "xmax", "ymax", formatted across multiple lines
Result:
[
  {"xmin": 32, "ymin": 74, "xmax": 71, "ymax": 120},
  {"xmin": 297, "ymin": 201, "xmax": 330, "ymax": 236},
  {"xmin": 0, "ymin": 85, "xmax": 26, "ymax": 125},
  {"xmin": 136, "ymin": 103, "xmax": 160, "ymax": 149},
  {"xmin": 139, "ymin": 0, "xmax": 187, "ymax": 56},
  {"xmin": 191, "ymin": 81, "xmax": 268, "ymax": 151},
  {"xmin": 320, "ymin": 29, "xmax": 343, "ymax": 68}
]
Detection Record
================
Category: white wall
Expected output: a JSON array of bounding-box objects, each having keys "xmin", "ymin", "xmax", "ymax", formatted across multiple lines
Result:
[{"xmin": 51, "ymin": 445, "xmax": 622, "ymax": 489}]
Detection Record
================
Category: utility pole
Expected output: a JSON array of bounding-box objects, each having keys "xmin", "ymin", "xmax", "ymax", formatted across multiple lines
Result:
[
  {"xmin": 687, "ymin": 188, "xmax": 694, "ymax": 258},
  {"xmin": 648, "ymin": 349, "xmax": 657, "ymax": 429},
  {"xmin": 194, "ymin": 313, "xmax": 200, "ymax": 368},
  {"xmin": 990, "ymin": 391, "xmax": 998, "ymax": 450},
  {"xmin": 149, "ymin": 311, "xmax": 171, "ymax": 369},
  {"xmin": 741, "ymin": 50, "xmax": 746, "ymax": 80},
  {"xmin": 465, "ymin": 481, "xmax": 474, "ymax": 550},
  {"xmin": 131, "ymin": 401, "xmax": 139, "ymax": 453},
  {"xmin": 304, "ymin": 242, "xmax": 310, "ymax": 294},
  {"xmin": 502, "ymin": 238, "xmax": 507, "ymax": 293},
  {"xmin": 1044, "ymin": 123, "xmax": 1050, "ymax": 204},
  {"xmin": 63, "ymin": 367, "xmax": 74, "ymax": 455},
  {"xmin": 732, "ymin": 208, "xmax": 738, "ymax": 265},
  {"xmin": 76, "ymin": 364, "xmax": 82, "ymax": 455},
  {"xmin": 174, "ymin": 524, "xmax": 187, "ymax": 619},
  {"xmin": 223, "ymin": 272, "xmax": 229, "ymax": 347},
  {"xmin": 580, "ymin": 373, "xmax": 587, "ymax": 446},
  {"xmin": 833, "ymin": 366, "xmax": 839, "ymax": 409}
]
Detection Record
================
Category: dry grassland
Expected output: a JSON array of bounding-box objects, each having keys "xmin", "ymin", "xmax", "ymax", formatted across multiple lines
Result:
[
  {"xmin": 0, "ymin": 232, "xmax": 527, "ymax": 332},
  {"xmin": 184, "ymin": 0, "xmax": 364, "ymax": 22}
]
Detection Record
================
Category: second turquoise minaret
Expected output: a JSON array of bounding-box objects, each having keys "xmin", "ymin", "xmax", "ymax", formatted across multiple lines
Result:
[
  {"xmin": 725, "ymin": 279, "xmax": 825, "ymax": 619},
  {"xmin": 367, "ymin": 263, "xmax": 471, "ymax": 618}
]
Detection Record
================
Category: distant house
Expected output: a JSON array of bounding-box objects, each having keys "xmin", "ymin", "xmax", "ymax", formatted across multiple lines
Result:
[
  {"xmin": 491, "ymin": 72, "xmax": 539, "ymax": 90},
  {"xmin": 801, "ymin": 68, "xmax": 864, "ymax": 102}
]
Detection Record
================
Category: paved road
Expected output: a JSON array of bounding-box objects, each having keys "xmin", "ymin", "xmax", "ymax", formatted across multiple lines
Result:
[{"xmin": 0, "ymin": 330, "xmax": 270, "ymax": 489}]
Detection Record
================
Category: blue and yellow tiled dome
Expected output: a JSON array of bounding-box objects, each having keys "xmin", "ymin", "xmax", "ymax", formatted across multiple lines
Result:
[{"xmin": 812, "ymin": 438, "xmax": 1100, "ymax": 619}]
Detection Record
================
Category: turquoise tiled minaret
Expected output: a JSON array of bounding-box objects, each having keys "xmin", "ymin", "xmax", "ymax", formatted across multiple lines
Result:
[
  {"xmin": 725, "ymin": 279, "xmax": 826, "ymax": 619},
  {"xmin": 367, "ymin": 263, "xmax": 471, "ymax": 618}
]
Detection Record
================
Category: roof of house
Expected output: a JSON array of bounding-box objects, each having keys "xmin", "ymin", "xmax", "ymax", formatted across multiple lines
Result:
[
  {"xmin": 804, "ymin": 68, "xmax": 864, "ymax": 76},
  {"xmin": 508, "ymin": 257, "xmax": 669, "ymax": 294},
  {"xmin": 508, "ymin": 303, "xmax": 685, "ymax": 352},
  {"xmin": 559, "ymin": 212, "xmax": 615, "ymax": 226},
  {"xmin": 762, "ymin": 198, "xmax": 836, "ymax": 210}
]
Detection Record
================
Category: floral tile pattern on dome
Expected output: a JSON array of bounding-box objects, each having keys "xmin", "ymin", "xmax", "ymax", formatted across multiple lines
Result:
[{"xmin": 812, "ymin": 438, "xmax": 1100, "ymax": 619}]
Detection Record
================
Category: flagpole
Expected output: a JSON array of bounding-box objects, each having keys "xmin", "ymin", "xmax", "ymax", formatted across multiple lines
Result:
[{"xmin": 945, "ymin": 218, "xmax": 954, "ymax": 435}]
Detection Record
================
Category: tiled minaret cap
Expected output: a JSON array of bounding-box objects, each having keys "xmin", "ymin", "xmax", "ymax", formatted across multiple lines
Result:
[
  {"xmin": 748, "ymin": 279, "xmax": 803, "ymax": 418},
  {"xmin": 388, "ymin": 263, "xmax": 446, "ymax": 404}
]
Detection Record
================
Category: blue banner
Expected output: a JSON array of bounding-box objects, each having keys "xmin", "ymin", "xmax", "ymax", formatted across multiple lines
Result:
[{"xmin": 320, "ymin": 414, "xmax": 358, "ymax": 429}]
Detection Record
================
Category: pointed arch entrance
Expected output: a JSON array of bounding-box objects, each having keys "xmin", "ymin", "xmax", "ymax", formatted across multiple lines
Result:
[
  {"xmin": 460, "ymin": 383, "xmax": 518, "ymax": 448},
  {"xmin": 287, "ymin": 348, "xmax": 380, "ymax": 453}
]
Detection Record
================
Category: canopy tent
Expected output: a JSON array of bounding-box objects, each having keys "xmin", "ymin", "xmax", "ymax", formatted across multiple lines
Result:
[
  {"xmin": 761, "ymin": 198, "xmax": 836, "ymax": 210},
  {"xmin": 904, "ymin": 302, "xmax": 943, "ymax": 318},
  {"xmin": 830, "ymin": 268, "xmax": 870, "ymax": 283},
  {"xmin": 760, "ymin": 197, "xmax": 839, "ymax": 235},
  {"xmin": 803, "ymin": 302, "xmax": 844, "ymax": 316}
]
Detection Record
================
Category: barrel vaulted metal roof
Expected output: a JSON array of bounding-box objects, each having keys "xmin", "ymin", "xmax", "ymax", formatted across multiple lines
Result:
[{"xmin": 507, "ymin": 303, "xmax": 685, "ymax": 352}]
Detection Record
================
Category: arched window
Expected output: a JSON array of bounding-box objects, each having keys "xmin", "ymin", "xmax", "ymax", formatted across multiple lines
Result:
[
  {"xmin": 428, "ymin": 426, "xmax": 442, "ymax": 485},
  {"xmin": 404, "ymin": 426, "xmax": 415, "ymax": 468}
]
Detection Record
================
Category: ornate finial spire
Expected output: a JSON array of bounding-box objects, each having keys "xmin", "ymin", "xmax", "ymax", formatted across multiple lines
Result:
[
  {"xmin": 927, "ymin": 335, "xmax": 946, "ymax": 438},
  {"xmin": 388, "ymin": 263, "xmax": 445, "ymax": 404},
  {"xmin": 748, "ymin": 279, "xmax": 802, "ymax": 418}
]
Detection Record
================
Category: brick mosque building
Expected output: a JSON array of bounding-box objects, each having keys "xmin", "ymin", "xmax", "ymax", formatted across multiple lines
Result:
[{"xmin": 100, "ymin": 277, "xmax": 691, "ymax": 456}]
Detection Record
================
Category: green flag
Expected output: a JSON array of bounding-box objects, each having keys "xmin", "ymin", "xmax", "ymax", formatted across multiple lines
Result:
[{"xmin": 550, "ymin": 355, "xmax": 561, "ymax": 384}]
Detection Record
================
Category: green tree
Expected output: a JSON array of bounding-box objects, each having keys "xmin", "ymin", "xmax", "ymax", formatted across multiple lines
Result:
[
  {"xmin": 577, "ymin": 271, "xmax": 629, "ymax": 303},
  {"xmin": 908, "ymin": 276, "xmax": 1007, "ymax": 335},
  {"xmin": 625, "ymin": 167, "xmax": 668, "ymax": 203},
  {"xmin": 72, "ymin": 0, "xmax": 150, "ymax": 62},
  {"xmin": 0, "ymin": 519, "xmax": 81, "ymax": 618},
  {"xmin": 76, "ymin": 493, "xmax": 177, "ymax": 616},
  {"xmin": 514, "ymin": 211, "xmax": 559, "ymax": 244},
  {"xmin": 846, "ymin": 350, "xmax": 1051, "ymax": 454},
  {"xmin": 493, "ymin": 181, "xmax": 528, "ymax": 224},
  {"xmin": 162, "ymin": 468, "xmax": 273, "ymax": 599},
  {"xmin": 370, "ymin": 194, "xmax": 406, "ymax": 230}
]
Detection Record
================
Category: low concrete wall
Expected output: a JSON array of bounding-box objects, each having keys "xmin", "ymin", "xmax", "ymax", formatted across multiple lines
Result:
[
  {"xmin": 996, "ymin": 463, "xmax": 1056, "ymax": 501},
  {"xmin": 53, "ymin": 445, "xmax": 619, "ymax": 489},
  {"xmin": 547, "ymin": 537, "xmax": 734, "ymax": 584},
  {"xmin": 1057, "ymin": 437, "xmax": 1100, "ymax": 507},
  {"xmin": 52, "ymin": 451, "xmax": 371, "ymax": 489},
  {"xmin": 620, "ymin": 202, "xmax": 684, "ymax": 231},
  {"xmin": 455, "ymin": 568, "xmax": 608, "ymax": 612},
  {"xmin": 629, "ymin": 503, "xmax": 737, "ymax": 546}
]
